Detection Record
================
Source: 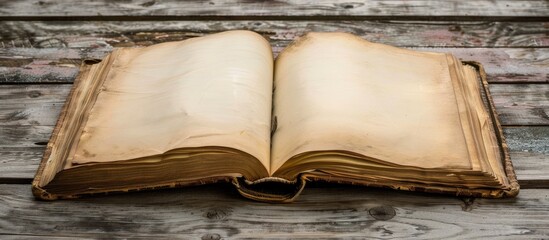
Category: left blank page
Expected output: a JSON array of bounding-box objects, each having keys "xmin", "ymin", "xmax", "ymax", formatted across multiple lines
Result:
[{"xmin": 69, "ymin": 31, "xmax": 274, "ymax": 171}]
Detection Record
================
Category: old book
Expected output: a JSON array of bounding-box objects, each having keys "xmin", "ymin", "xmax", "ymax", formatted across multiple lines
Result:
[{"xmin": 32, "ymin": 30, "xmax": 519, "ymax": 202}]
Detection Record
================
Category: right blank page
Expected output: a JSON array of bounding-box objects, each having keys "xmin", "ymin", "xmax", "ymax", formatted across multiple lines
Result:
[{"xmin": 270, "ymin": 32, "xmax": 474, "ymax": 175}]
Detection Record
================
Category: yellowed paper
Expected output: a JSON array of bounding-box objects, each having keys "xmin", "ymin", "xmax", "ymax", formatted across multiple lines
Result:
[
  {"xmin": 271, "ymin": 33, "xmax": 471, "ymax": 173},
  {"xmin": 71, "ymin": 31, "xmax": 274, "ymax": 171}
]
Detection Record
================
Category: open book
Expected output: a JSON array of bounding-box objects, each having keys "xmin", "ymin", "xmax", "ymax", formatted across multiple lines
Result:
[{"xmin": 32, "ymin": 30, "xmax": 519, "ymax": 202}]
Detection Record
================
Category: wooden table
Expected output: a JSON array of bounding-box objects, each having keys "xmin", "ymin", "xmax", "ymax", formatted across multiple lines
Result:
[{"xmin": 1, "ymin": 1, "xmax": 548, "ymax": 238}]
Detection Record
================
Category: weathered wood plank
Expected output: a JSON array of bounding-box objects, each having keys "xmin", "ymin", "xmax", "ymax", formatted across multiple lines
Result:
[
  {"xmin": 0, "ymin": 126, "xmax": 52, "ymax": 148},
  {"xmin": 418, "ymin": 48, "xmax": 548, "ymax": 83},
  {"xmin": 1, "ymin": 47, "xmax": 547, "ymax": 83},
  {"xmin": 0, "ymin": 85, "xmax": 70, "ymax": 126},
  {"xmin": 505, "ymin": 127, "xmax": 549, "ymax": 160},
  {"xmin": 491, "ymin": 84, "xmax": 549, "ymax": 126},
  {"xmin": 504, "ymin": 127, "xmax": 549, "ymax": 188},
  {"xmin": 0, "ymin": 0, "xmax": 547, "ymax": 19},
  {"xmin": 0, "ymin": 147, "xmax": 44, "ymax": 182},
  {"xmin": 1, "ymin": 21, "xmax": 547, "ymax": 48},
  {"xmin": 0, "ymin": 184, "xmax": 547, "ymax": 239},
  {"xmin": 509, "ymin": 152, "xmax": 549, "ymax": 188},
  {"xmin": 2, "ymin": 84, "xmax": 548, "ymax": 126}
]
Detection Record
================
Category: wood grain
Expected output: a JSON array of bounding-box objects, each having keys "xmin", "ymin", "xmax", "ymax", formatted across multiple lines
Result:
[
  {"xmin": 0, "ymin": 147, "xmax": 44, "ymax": 183},
  {"xmin": 0, "ymin": 85, "xmax": 69, "ymax": 127},
  {"xmin": 509, "ymin": 152, "xmax": 549, "ymax": 188},
  {"xmin": 1, "ymin": 21, "xmax": 547, "ymax": 48},
  {"xmin": 505, "ymin": 127, "xmax": 549, "ymax": 160},
  {"xmin": 0, "ymin": 125, "xmax": 52, "ymax": 148},
  {"xmin": 1, "ymin": 47, "xmax": 547, "ymax": 83},
  {"xmin": 491, "ymin": 84, "xmax": 549, "ymax": 126},
  {"xmin": 1, "ymin": 21, "xmax": 546, "ymax": 83},
  {"xmin": 0, "ymin": 184, "xmax": 548, "ymax": 239},
  {"xmin": 0, "ymin": 0, "xmax": 547, "ymax": 19},
  {"xmin": 504, "ymin": 127, "xmax": 549, "ymax": 188}
]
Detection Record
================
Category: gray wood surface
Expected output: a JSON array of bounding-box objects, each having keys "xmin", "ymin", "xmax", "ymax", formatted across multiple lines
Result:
[
  {"xmin": 1, "ymin": 21, "xmax": 547, "ymax": 83},
  {"xmin": 0, "ymin": 0, "xmax": 548, "ymax": 238},
  {"xmin": 491, "ymin": 84, "xmax": 549, "ymax": 126},
  {"xmin": 1, "ymin": 0, "xmax": 548, "ymax": 19},
  {"xmin": 1, "ymin": 21, "xmax": 548, "ymax": 48},
  {"xmin": 1, "ymin": 184, "xmax": 548, "ymax": 239},
  {"xmin": 1, "ymin": 48, "xmax": 547, "ymax": 83}
]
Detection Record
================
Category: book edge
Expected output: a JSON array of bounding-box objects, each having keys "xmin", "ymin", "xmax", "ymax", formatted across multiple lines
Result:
[
  {"xmin": 469, "ymin": 60, "xmax": 520, "ymax": 197},
  {"xmin": 32, "ymin": 61, "xmax": 95, "ymax": 200}
]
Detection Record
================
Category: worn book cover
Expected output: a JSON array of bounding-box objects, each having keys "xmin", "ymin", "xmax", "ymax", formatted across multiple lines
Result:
[{"xmin": 32, "ymin": 31, "xmax": 519, "ymax": 202}]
